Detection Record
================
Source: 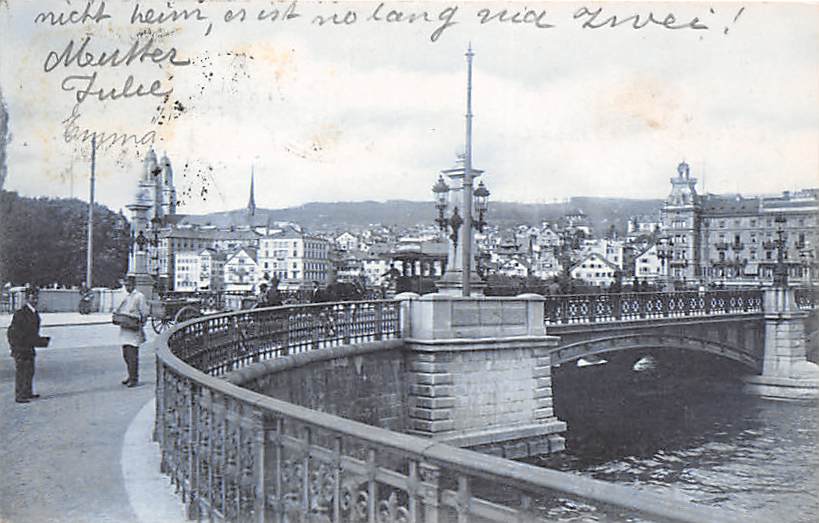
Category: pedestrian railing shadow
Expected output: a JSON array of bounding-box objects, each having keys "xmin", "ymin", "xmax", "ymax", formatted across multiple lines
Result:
[{"xmin": 42, "ymin": 380, "xmax": 154, "ymax": 400}]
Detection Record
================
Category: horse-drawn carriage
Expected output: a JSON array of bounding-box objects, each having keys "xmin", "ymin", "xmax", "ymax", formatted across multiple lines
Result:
[{"xmin": 148, "ymin": 296, "xmax": 204, "ymax": 334}]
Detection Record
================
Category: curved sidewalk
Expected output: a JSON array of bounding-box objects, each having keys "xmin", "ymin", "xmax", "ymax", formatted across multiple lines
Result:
[{"xmin": 0, "ymin": 324, "xmax": 184, "ymax": 523}]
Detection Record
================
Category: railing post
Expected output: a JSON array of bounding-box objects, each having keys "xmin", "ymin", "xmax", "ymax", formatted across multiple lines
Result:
[
  {"xmin": 220, "ymin": 398, "xmax": 228, "ymax": 520},
  {"xmin": 186, "ymin": 381, "xmax": 200, "ymax": 520},
  {"xmin": 518, "ymin": 494, "xmax": 538, "ymax": 523},
  {"xmin": 419, "ymin": 462, "xmax": 441, "ymax": 523},
  {"xmin": 302, "ymin": 427, "xmax": 312, "ymax": 516},
  {"xmin": 270, "ymin": 417, "xmax": 285, "ymax": 522},
  {"xmin": 312, "ymin": 309, "xmax": 321, "ymax": 350},
  {"xmin": 206, "ymin": 390, "xmax": 215, "ymax": 521},
  {"xmin": 154, "ymin": 358, "xmax": 164, "ymax": 444},
  {"xmin": 375, "ymin": 303, "xmax": 384, "ymax": 341},
  {"xmin": 234, "ymin": 405, "xmax": 244, "ymax": 520},
  {"xmin": 343, "ymin": 303, "xmax": 351, "ymax": 345},
  {"xmin": 455, "ymin": 475, "xmax": 471, "ymax": 523},
  {"xmin": 254, "ymin": 415, "xmax": 274, "ymax": 523},
  {"xmin": 332, "ymin": 437, "xmax": 343, "ymax": 523},
  {"xmin": 588, "ymin": 295, "xmax": 596, "ymax": 323},
  {"xmin": 561, "ymin": 296, "xmax": 569, "ymax": 324},
  {"xmin": 367, "ymin": 448, "xmax": 378, "ymax": 522}
]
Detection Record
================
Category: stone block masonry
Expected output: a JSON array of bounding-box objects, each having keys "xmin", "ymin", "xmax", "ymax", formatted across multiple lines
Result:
[
  {"xmin": 404, "ymin": 339, "xmax": 566, "ymax": 458},
  {"xmin": 225, "ymin": 341, "xmax": 410, "ymax": 432},
  {"xmin": 400, "ymin": 293, "xmax": 567, "ymax": 458}
]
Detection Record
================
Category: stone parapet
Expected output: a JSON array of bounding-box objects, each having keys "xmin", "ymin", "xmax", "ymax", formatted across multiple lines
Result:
[
  {"xmin": 401, "ymin": 293, "xmax": 566, "ymax": 457},
  {"xmin": 399, "ymin": 292, "xmax": 546, "ymax": 340},
  {"xmin": 746, "ymin": 286, "xmax": 819, "ymax": 399}
]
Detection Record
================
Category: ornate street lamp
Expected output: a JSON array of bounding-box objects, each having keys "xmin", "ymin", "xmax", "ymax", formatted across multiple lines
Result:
[
  {"xmin": 773, "ymin": 213, "xmax": 788, "ymax": 286},
  {"xmin": 474, "ymin": 180, "xmax": 490, "ymax": 233},
  {"xmin": 655, "ymin": 237, "xmax": 673, "ymax": 290},
  {"xmin": 448, "ymin": 207, "xmax": 463, "ymax": 248},
  {"xmin": 150, "ymin": 215, "xmax": 163, "ymax": 293},
  {"xmin": 799, "ymin": 246, "xmax": 814, "ymax": 284},
  {"xmin": 432, "ymin": 175, "xmax": 450, "ymax": 231},
  {"xmin": 431, "ymin": 172, "xmax": 490, "ymax": 272}
]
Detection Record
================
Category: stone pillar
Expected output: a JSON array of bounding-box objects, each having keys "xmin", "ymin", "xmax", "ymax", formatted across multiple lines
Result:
[
  {"xmin": 744, "ymin": 286, "xmax": 818, "ymax": 400},
  {"xmin": 402, "ymin": 293, "xmax": 566, "ymax": 458},
  {"xmin": 126, "ymin": 190, "xmax": 156, "ymax": 300}
]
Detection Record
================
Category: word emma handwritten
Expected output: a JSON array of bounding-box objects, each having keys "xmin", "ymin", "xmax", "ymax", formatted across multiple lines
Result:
[{"xmin": 31, "ymin": 0, "xmax": 743, "ymax": 153}]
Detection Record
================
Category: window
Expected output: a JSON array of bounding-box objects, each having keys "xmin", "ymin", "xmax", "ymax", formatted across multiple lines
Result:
[
  {"xmin": 750, "ymin": 219, "xmax": 757, "ymax": 227},
  {"xmin": 719, "ymin": 220, "xmax": 725, "ymax": 228}
]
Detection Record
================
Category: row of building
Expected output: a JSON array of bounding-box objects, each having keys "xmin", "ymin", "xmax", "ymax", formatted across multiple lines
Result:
[{"xmin": 128, "ymin": 151, "xmax": 817, "ymax": 293}]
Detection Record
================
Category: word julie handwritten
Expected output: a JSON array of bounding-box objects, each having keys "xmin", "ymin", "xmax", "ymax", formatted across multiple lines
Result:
[{"xmin": 43, "ymin": 36, "xmax": 190, "ymax": 104}]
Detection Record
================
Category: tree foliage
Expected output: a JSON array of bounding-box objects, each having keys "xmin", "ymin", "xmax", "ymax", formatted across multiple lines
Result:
[{"xmin": 0, "ymin": 191, "xmax": 130, "ymax": 288}]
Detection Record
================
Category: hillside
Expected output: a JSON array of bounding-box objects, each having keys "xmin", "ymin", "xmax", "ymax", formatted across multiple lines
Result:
[{"xmin": 181, "ymin": 197, "xmax": 664, "ymax": 235}]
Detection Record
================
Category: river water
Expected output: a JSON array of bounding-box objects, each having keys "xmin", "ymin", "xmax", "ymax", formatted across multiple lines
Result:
[{"xmin": 535, "ymin": 351, "xmax": 818, "ymax": 522}]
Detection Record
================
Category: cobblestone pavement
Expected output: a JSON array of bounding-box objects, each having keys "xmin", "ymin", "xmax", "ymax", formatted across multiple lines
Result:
[{"xmin": 0, "ymin": 324, "xmax": 180, "ymax": 523}]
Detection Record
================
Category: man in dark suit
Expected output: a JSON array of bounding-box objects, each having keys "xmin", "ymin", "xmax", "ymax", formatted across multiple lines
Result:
[{"xmin": 7, "ymin": 287, "xmax": 50, "ymax": 403}]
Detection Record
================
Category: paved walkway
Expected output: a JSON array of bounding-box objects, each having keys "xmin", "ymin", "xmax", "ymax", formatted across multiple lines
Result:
[
  {"xmin": 0, "ymin": 312, "xmax": 113, "ymax": 329},
  {"xmin": 0, "ymin": 324, "xmax": 185, "ymax": 523}
]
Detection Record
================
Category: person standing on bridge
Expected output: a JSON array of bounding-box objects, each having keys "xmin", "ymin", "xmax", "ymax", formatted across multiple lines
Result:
[
  {"xmin": 114, "ymin": 275, "xmax": 148, "ymax": 388},
  {"xmin": 6, "ymin": 287, "xmax": 50, "ymax": 404}
]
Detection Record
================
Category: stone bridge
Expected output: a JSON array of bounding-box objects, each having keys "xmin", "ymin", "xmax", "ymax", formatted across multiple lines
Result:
[
  {"xmin": 544, "ymin": 291, "xmax": 767, "ymax": 371},
  {"xmin": 150, "ymin": 287, "xmax": 816, "ymax": 522},
  {"xmin": 542, "ymin": 288, "xmax": 817, "ymax": 399}
]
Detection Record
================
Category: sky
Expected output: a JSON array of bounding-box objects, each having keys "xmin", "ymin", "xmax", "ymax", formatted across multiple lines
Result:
[{"xmin": 0, "ymin": 1, "xmax": 817, "ymax": 215}]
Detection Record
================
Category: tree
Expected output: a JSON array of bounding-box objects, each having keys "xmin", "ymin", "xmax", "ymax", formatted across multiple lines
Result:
[{"xmin": 0, "ymin": 191, "xmax": 130, "ymax": 288}]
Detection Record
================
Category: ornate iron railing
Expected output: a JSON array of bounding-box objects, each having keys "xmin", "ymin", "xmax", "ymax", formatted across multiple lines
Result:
[
  {"xmin": 155, "ymin": 300, "xmax": 752, "ymax": 523},
  {"xmin": 166, "ymin": 301, "xmax": 400, "ymax": 377},
  {"xmin": 543, "ymin": 290, "xmax": 763, "ymax": 325}
]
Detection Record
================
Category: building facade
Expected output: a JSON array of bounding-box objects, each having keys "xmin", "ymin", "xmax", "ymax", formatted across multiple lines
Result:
[
  {"xmin": 660, "ymin": 162, "xmax": 818, "ymax": 285},
  {"xmin": 258, "ymin": 228, "xmax": 330, "ymax": 289},
  {"xmin": 570, "ymin": 252, "xmax": 618, "ymax": 287}
]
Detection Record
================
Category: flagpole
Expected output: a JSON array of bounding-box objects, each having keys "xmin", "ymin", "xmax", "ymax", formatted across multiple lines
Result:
[{"xmin": 86, "ymin": 136, "xmax": 96, "ymax": 289}]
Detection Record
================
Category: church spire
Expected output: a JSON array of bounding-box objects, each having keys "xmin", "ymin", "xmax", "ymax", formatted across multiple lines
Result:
[{"xmin": 247, "ymin": 166, "xmax": 256, "ymax": 216}]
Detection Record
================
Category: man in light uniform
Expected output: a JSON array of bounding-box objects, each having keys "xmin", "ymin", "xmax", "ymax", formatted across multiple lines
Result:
[{"xmin": 115, "ymin": 275, "xmax": 148, "ymax": 387}]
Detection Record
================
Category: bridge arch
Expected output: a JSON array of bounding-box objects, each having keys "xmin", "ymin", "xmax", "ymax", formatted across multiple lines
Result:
[{"xmin": 550, "ymin": 333, "xmax": 760, "ymax": 371}]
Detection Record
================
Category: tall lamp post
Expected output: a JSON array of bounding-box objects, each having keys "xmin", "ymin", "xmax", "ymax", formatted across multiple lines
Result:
[
  {"xmin": 85, "ymin": 135, "xmax": 96, "ymax": 289},
  {"xmin": 432, "ymin": 45, "xmax": 491, "ymax": 297},
  {"xmin": 773, "ymin": 213, "xmax": 789, "ymax": 287},
  {"xmin": 150, "ymin": 215, "xmax": 164, "ymax": 294},
  {"xmin": 656, "ymin": 237, "xmax": 671, "ymax": 291}
]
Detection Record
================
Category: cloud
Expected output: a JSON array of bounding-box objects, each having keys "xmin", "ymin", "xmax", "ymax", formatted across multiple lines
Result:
[{"xmin": 0, "ymin": 1, "xmax": 816, "ymax": 215}]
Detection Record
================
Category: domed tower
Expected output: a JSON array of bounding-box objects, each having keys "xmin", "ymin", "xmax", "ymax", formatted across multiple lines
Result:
[
  {"xmin": 667, "ymin": 161, "xmax": 699, "ymax": 207},
  {"xmin": 661, "ymin": 161, "xmax": 702, "ymax": 284},
  {"xmin": 137, "ymin": 148, "xmax": 162, "ymax": 219},
  {"xmin": 160, "ymin": 152, "xmax": 177, "ymax": 216}
]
